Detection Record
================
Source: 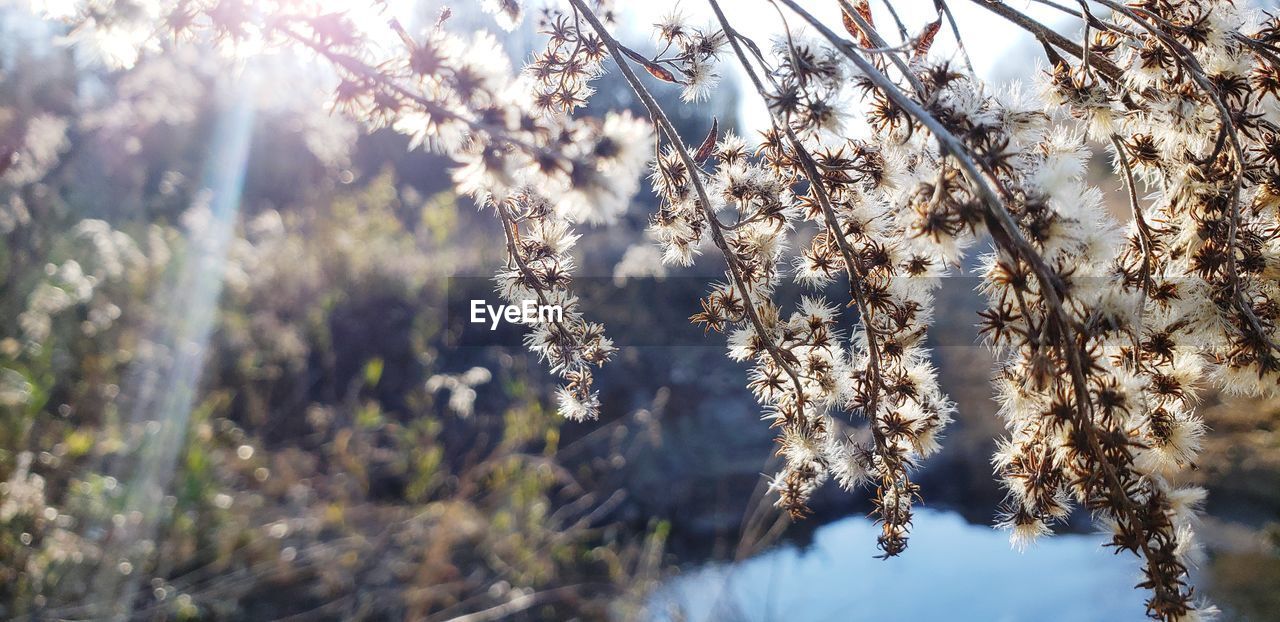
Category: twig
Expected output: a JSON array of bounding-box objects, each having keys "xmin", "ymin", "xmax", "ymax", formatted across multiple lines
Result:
[{"xmin": 565, "ymin": 0, "xmax": 812, "ymax": 422}]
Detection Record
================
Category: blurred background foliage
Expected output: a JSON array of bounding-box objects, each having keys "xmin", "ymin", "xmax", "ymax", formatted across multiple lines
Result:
[
  {"xmin": 0, "ymin": 2, "xmax": 1278, "ymax": 621},
  {"xmin": 0, "ymin": 6, "xmax": 682, "ymax": 618}
]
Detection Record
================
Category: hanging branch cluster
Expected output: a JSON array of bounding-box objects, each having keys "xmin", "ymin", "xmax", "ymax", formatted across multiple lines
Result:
[{"xmin": 30, "ymin": 0, "xmax": 1280, "ymax": 619}]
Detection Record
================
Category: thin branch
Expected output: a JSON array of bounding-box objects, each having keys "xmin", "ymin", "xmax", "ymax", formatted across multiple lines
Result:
[
  {"xmin": 708, "ymin": 0, "xmax": 890, "ymax": 445},
  {"xmin": 776, "ymin": 0, "xmax": 1174, "ymax": 584},
  {"xmin": 1090, "ymin": 0, "xmax": 1280, "ymax": 355},
  {"xmin": 565, "ymin": 0, "xmax": 812, "ymax": 422},
  {"xmin": 933, "ymin": 0, "xmax": 977, "ymax": 76},
  {"xmin": 967, "ymin": 0, "xmax": 1124, "ymax": 82}
]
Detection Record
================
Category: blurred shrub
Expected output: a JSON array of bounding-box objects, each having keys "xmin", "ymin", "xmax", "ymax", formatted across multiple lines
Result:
[{"xmin": 0, "ymin": 23, "xmax": 665, "ymax": 619}]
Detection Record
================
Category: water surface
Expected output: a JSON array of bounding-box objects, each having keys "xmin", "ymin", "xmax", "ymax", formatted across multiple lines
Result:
[{"xmin": 652, "ymin": 509, "xmax": 1148, "ymax": 622}]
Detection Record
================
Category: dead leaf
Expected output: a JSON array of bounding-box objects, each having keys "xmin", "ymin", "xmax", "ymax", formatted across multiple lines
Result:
[
  {"xmin": 645, "ymin": 63, "xmax": 679, "ymax": 83},
  {"xmin": 695, "ymin": 117, "xmax": 719, "ymax": 163},
  {"xmin": 913, "ymin": 18, "xmax": 942, "ymax": 60},
  {"xmin": 620, "ymin": 46, "xmax": 681, "ymax": 83},
  {"xmin": 841, "ymin": 0, "xmax": 875, "ymax": 48}
]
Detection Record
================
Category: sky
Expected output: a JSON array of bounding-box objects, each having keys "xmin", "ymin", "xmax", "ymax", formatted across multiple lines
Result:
[
  {"xmin": 8, "ymin": 0, "xmax": 1077, "ymax": 138},
  {"xmin": 621, "ymin": 0, "xmax": 1074, "ymax": 132}
]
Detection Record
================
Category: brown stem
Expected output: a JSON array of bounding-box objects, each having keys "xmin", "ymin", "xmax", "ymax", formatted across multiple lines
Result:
[
  {"xmin": 967, "ymin": 0, "xmax": 1124, "ymax": 82},
  {"xmin": 776, "ymin": 0, "xmax": 1174, "ymax": 588},
  {"xmin": 1090, "ymin": 0, "xmax": 1279, "ymax": 355},
  {"xmin": 565, "ymin": 0, "xmax": 812, "ymax": 421}
]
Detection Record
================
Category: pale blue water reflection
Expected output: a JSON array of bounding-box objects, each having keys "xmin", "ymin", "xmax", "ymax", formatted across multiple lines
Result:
[{"xmin": 653, "ymin": 509, "xmax": 1147, "ymax": 622}]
